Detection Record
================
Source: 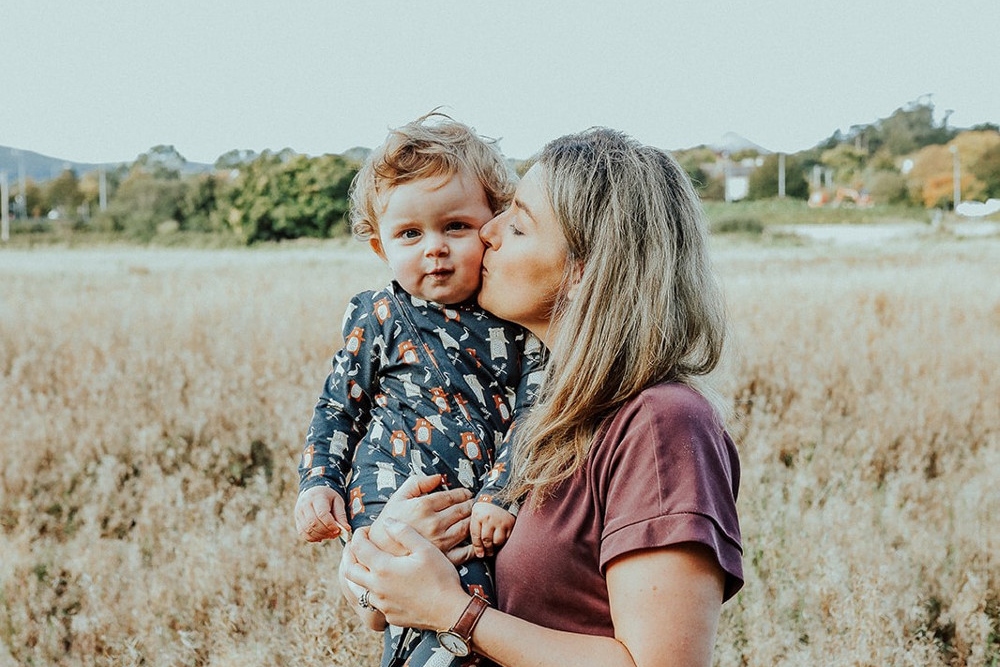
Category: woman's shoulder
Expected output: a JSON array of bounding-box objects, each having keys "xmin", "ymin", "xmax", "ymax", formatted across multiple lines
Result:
[{"xmin": 620, "ymin": 382, "xmax": 721, "ymax": 430}]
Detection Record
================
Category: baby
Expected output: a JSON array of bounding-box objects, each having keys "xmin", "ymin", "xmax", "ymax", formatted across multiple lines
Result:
[{"xmin": 295, "ymin": 113, "xmax": 540, "ymax": 667}]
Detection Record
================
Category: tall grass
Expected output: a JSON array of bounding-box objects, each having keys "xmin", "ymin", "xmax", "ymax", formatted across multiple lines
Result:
[{"xmin": 1, "ymin": 238, "xmax": 997, "ymax": 666}]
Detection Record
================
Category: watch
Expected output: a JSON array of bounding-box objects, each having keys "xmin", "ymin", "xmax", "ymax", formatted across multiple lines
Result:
[{"xmin": 436, "ymin": 593, "xmax": 490, "ymax": 657}]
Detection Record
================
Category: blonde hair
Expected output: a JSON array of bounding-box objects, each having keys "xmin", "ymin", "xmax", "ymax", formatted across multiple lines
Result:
[
  {"xmin": 349, "ymin": 112, "xmax": 514, "ymax": 240},
  {"xmin": 507, "ymin": 128, "xmax": 728, "ymax": 502}
]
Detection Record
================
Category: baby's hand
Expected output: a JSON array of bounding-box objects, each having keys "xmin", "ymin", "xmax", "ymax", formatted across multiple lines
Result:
[
  {"xmin": 470, "ymin": 500, "xmax": 515, "ymax": 558},
  {"xmin": 295, "ymin": 486, "xmax": 351, "ymax": 543}
]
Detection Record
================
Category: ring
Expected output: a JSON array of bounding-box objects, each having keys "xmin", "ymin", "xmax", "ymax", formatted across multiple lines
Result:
[{"xmin": 359, "ymin": 589, "xmax": 372, "ymax": 609}]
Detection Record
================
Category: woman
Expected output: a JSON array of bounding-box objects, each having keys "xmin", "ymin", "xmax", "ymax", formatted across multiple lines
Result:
[{"xmin": 342, "ymin": 127, "xmax": 743, "ymax": 667}]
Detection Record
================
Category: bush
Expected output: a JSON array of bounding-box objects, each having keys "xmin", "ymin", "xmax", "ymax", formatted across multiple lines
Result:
[
  {"xmin": 710, "ymin": 215, "xmax": 765, "ymax": 235},
  {"xmin": 868, "ymin": 170, "xmax": 910, "ymax": 205},
  {"xmin": 747, "ymin": 154, "xmax": 809, "ymax": 200}
]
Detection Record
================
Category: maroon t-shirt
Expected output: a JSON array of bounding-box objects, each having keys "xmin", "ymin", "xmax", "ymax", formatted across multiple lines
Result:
[{"xmin": 495, "ymin": 382, "xmax": 743, "ymax": 636}]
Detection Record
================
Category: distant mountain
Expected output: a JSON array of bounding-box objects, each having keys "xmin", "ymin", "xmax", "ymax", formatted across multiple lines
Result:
[
  {"xmin": 0, "ymin": 146, "xmax": 118, "ymax": 182},
  {"xmin": 707, "ymin": 132, "xmax": 772, "ymax": 155},
  {"xmin": 0, "ymin": 145, "xmax": 212, "ymax": 182}
]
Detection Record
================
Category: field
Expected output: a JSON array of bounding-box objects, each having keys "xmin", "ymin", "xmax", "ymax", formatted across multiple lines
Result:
[{"xmin": 1, "ymin": 233, "xmax": 998, "ymax": 666}]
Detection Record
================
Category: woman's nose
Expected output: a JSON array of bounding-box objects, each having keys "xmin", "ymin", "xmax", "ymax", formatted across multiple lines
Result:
[{"xmin": 480, "ymin": 215, "xmax": 501, "ymax": 249}]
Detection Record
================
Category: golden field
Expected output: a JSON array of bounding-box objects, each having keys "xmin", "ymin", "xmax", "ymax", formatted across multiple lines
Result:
[{"xmin": 1, "ymin": 234, "xmax": 998, "ymax": 666}]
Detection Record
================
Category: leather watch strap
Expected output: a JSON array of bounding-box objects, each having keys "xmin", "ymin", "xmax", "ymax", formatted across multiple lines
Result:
[{"xmin": 451, "ymin": 593, "xmax": 489, "ymax": 642}]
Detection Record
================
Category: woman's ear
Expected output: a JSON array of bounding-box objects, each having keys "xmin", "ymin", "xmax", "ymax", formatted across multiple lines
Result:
[{"xmin": 565, "ymin": 260, "xmax": 585, "ymax": 301}]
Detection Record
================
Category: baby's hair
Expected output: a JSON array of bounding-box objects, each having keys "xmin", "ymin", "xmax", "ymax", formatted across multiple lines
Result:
[{"xmin": 349, "ymin": 111, "xmax": 515, "ymax": 240}]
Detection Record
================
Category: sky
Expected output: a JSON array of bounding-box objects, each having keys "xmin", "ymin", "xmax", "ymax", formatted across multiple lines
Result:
[{"xmin": 4, "ymin": 1, "xmax": 999, "ymax": 165}]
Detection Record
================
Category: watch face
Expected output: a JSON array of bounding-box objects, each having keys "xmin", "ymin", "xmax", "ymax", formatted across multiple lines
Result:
[{"xmin": 436, "ymin": 630, "xmax": 471, "ymax": 657}]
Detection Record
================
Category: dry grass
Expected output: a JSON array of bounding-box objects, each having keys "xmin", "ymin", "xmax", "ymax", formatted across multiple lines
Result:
[{"xmin": 1, "ymin": 236, "xmax": 998, "ymax": 666}]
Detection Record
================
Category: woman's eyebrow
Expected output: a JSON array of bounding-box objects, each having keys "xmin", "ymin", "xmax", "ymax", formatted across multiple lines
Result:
[{"xmin": 514, "ymin": 198, "xmax": 537, "ymax": 224}]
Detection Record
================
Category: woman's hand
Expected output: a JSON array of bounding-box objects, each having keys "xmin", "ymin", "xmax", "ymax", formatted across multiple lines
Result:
[
  {"xmin": 369, "ymin": 474, "xmax": 475, "ymax": 563},
  {"xmin": 343, "ymin": 519, "xmax": 470, "ymax": 632},
  {"xmin": 338, "ymin": 536, "xmax": 387, "ymax": 631}
]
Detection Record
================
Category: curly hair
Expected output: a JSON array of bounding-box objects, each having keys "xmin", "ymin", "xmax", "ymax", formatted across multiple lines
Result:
[{"xmin": 349, "ymin": 112, "xmax": 515, "ymax": 241}]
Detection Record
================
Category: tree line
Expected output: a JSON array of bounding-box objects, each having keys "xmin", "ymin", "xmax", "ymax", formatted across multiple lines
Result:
[
  {"xmin": 6, "ymin": 100, "xmax": 1000, "ymax": 244},
  {"xmin": 6, "ymin": 146, "xmax": 359, "ymax": 244},
  {"xmin": 677, "ymin": 100, "xmax": 1000, "ymax": 206}
]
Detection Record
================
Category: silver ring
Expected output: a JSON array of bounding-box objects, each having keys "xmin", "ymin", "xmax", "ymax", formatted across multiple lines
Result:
[{"xmin": 359, "ymin": 589, "xmax": 372, "ymax": 609}]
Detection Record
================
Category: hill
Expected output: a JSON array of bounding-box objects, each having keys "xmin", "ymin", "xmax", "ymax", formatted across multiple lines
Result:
[
  {"xmin": 0, "ymin": 145, "xmax": 212, "ymax": 181},
  {"xmin": 0, "ymin": 146, "xmax": 114, "ymax": 181}
]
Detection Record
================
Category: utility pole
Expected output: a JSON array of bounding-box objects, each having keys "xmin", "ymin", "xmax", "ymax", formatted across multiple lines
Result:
[
  {"xmin": 17, "ymin": 149, "xmax": 26, "ymax": 218},
  {"xmin": 950, "ymin": 145, "xmax": 961, "ymax": 211},
  {"xmin": 723, "ymin": 153, "xmax": 733, "ymax": 203},
  {"xmin": 1, "ymin": 171, "xmax": 9, "ymax": 242},
  {"xmin": 99, "ymin": 167, "xmax": 108, "ymax": 212},
  {"xmin": 778, "ymin": 153, "xmax": 786, "ymax": 198}
]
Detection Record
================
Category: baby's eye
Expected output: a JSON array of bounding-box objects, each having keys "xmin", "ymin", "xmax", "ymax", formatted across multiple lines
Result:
[
  {"xmin": 446, "ymin": 221, "xmax": 470, "ymax": 232},
  {"xmin": 400, "ymin": 229, "xmax": 421, "ymax": 240}
]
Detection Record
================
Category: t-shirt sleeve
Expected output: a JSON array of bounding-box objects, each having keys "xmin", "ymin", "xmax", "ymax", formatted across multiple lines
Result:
[{"xmin": 596, "ymin": 385, "xmax": 744, "ymax": 601}]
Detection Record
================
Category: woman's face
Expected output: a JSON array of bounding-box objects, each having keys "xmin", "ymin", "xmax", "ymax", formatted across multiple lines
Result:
[{"xmin": 479, "ymin": 164, "xmax": 570, "ymax": 346}]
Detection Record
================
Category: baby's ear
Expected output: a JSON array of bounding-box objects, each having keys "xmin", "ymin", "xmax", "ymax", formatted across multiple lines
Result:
[{"xmin": 369, "ymin": 237, "xmax": 387, "ymax": 260}]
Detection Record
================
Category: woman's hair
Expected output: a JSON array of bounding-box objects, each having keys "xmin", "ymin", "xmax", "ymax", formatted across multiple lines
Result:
[
  {"xmin": 506, "ymin": 128, "xmax": 728, "ymax": 502},
  {"xmin": 349, "ymin": 112, "xmax": 515, "ymax": 240}
]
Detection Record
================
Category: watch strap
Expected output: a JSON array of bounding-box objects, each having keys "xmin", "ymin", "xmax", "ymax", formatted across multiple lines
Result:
[{"xmin": 451, "ymin": 593, "xmax": 489, "ymax": 642}]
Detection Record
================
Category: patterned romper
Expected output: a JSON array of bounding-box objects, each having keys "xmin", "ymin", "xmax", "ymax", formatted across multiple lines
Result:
[{"xmin": 299, "ymin": 281, "xmax": 541, "ymax": 667}]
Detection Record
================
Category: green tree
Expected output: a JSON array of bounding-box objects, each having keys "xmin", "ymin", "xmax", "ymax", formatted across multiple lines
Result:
[
  {"xmin": 180, "ymin": 173, "xmax": 227, "ymax": 232},
  {"xmin": 44, "ymin": 169, "xmax": 84, "ymax": 217},
  {"xmin": 747, "ymin": 154, "xmax": 809, "ymax": 200},
  {"xmin": 101, "ymin": 170, "xmax": 186, "ymax": 239},
  {"xmin": 873, "ymin": 100, "xmax": 956, "ymax": 156},
  {"xmin": 214, "ymin": 149, "xmax": 258, "ymax": 171},
  {"xmin": 820, "ymin": 144, "xmax": 867, "ymax": 186},
  {"xmin": 220, "ymin": 151, "xmax": 357, "ymax": 244},
  {"xmin": 971, "ymin": 143, "xmax": 1000, "ymax": 198},
  {"xmin": 867, "ymin": 170, "xmax": 909, "ymax": 204},
  {"xmin": 134, "ymin": 145, "xmax": 187, "ymax": 179},
  {"xmin": 13, "ymin": 178, "xmax": 45, "ymax": 218}
]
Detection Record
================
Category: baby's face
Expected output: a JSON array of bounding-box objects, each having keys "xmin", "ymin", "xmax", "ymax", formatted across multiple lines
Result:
[{"xmin": 372, "ymin": 171, "xmax": 493, "ymax": 305}]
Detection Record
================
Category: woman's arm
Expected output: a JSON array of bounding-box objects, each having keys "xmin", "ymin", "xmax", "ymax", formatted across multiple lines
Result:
[{"xmin": 344, "ymin": 519, "xmax": 725, "ymax": 667}]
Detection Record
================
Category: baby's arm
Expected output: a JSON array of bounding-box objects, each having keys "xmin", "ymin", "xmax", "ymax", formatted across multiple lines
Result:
[
  {"xmin": 296, "ymin": 293, "xmax": 380, "ymax": 542},
  {"xmin": 470, "ymin": 499, "xmax": 516, "ymax": 558}
]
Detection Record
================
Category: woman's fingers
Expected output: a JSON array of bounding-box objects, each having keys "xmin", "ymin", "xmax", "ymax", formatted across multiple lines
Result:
[
  {"xmin": 420, "ymin": 487, "xmax": 474, "ymax": 512},
  {"xmin": 439, "ymin": 516, "xmax": 473, "ymax": 551},
  {"xmin": 435, "ymin": 496, "xmax": 474, "ymax": 523},
  {"xmin": 391, "ymin": 473, "xmax": 445, "ymax": 501},
  {"xmin": 446, "ymin": 543, "xmax": 475, "ymax": 565},
  {"xmin": 376, "ymin": 478, "xmax": 474, "ymax": 551},
  {"xmin": 343, "ymin": 527, "xmax": 387, "ymax": 589}
]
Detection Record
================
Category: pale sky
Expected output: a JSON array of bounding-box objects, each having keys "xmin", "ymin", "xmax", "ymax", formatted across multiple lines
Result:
[{"xmin": 4, "ymin": 1, "xmax": 998, "ymax": 165}]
